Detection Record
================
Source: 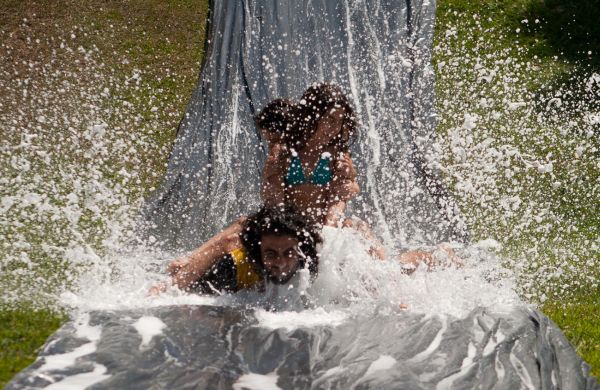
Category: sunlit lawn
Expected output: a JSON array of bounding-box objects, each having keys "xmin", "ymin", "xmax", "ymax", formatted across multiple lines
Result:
[
  {"xmin": 435, "ymin": 0, "xmax": 599, "ymax": 378},
  {"xmin": 0, "ymin": 0, "xmax": 209, "ymax": 386}
]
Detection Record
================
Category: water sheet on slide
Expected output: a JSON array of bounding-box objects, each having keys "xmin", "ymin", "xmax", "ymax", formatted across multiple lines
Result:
[
  {"xmin": 8, "ymin": 306, "xmax": 598, "ymax": 389},
  {"xmin": 142, "ymin": 0, "xmax": 470, "ymax": 251}
]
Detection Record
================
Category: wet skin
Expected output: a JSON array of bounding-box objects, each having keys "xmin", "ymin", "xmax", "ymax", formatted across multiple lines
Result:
[
  {"xmin": 165, "ymin": 109, "xmax": 356, "ymax": 291},
  {"xmin": 260, "ymin": 234, "xmax": 302, "ymax": 284},
  {"xmin": 287, "ymin": 108, "xmax": 344, "ymax": 214},
  {"xmin": 263, "ymin": 107, "xmax": 358, "ymax": 224}
]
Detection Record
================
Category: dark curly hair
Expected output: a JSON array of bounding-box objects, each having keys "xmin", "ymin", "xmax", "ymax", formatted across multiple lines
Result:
[
  {"xmin": 254, "ymin": 99, "xmax": 298, "ymax": 143},
  {"xmin": 240, "ymin": 206, "xmax": 322, "ymax": 279},
  {"xmin": 296, "ymin": 82, "xmax": 359, "ymax": 151}
]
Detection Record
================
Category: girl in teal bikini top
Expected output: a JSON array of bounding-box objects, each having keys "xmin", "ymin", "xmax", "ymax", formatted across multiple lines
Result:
[{"xmin": 285, "ymin": 150, "xmax": 333, "ymax": 186}]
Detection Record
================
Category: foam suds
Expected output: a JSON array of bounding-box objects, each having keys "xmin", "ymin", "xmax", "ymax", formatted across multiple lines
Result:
[
  {"xmin": 255, "ymin": 308, "xmax": 349, "ymax": 330},
  {"xmin": 409, "ymin": 317, "xmax": 448, "ymax": 363},
  {"xmin": 33, "ymin": 313, "xmax": 109, "ymax": 389},
  {"xmin": 461, "ymin": 343, "xmax": 477, "ymax": 368},
  {"xmin": 233, "ymin": 372, "xmax": 281, "ymax": 390},
  {"xmin": 306, "ymin": 227, "xmax": 520, "ymax": 317},
  {"xmin": 364, "ymin": 355, "xmax": 397, "ymax": 377},
  {"xmin": 509, "ymin": 342, "xmax": 536, "ymax": 390},
  {"xmin": 34, "ymin": 314, "xmax": 100, "ymax": 373},
  {"xmin": 55, "ymin": 226, "xmax": 520, "ymax": 319},
  {"xmin": 132, "ymin": 316, "xmax": 166, "ymax": 349},
  {"xmin": 44, "ymin": 364, "xmax": 110, "ymax": 390}
]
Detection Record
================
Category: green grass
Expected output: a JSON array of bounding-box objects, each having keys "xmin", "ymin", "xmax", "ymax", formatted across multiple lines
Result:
[
  {"xmin": 0, "ymin": 307, "xmax": 66, "ymax": 388},
  {"xmin": 435, "ymin": 0, "xmax": 599, "ymax": 378},
  {"xmin": 0, "ymin": 0, "xmax": 209, "ymax": 385},
  {"xmin": 543, "ymin": 294, "xmax": 600, "ymax": 377}
]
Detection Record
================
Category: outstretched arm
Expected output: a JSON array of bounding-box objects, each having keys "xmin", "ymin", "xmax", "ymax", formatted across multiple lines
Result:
[
  {"xmin": 398, "ymin": 244, "xmax": 463, "ymax": 274},
  {"xmin": 163, "ymin": 218, "xmax": 244, "ymax": 292}
]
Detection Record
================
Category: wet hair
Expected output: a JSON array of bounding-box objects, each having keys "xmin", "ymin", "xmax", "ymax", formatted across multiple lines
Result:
[
  {"xmin": 296, "ymin": 82, "xmax": 359, "ymax": 151},
  {"xmin": 254, "ymin": 99, "xmax": 298, "ymax": 142},
  {"xmin": 240, "ymin": 206, "xmax": 322, "ymax": 279}
]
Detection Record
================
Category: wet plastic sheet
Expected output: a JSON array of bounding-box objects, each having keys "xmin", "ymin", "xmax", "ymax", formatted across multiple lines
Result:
[
  {"xmin": 143, "ymin": 0, "xmax": 470, "ymax": 251},
  {"xmin": 8, "ymin": 306, "xmax": 598, "ymax": 389}
]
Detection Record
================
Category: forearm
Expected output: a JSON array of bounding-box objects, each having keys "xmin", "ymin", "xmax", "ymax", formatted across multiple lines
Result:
[
  {"xmin": 172, "ymin": 253, "xmax": 217, "ymax": 290},
  {"xmin": 170, "ymin": 220, "xmax": 243, "ymax": 290},
  {"xmin": 325, "ymin": 201, "xmax": 346, "ymax": 226},
  {"xmin": 333, "ymin": 180, "xmax": 360, "ymax": 202}
]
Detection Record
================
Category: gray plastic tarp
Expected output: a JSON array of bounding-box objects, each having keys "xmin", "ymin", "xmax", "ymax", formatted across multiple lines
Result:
[
  {"xmin": 142, "ymin": 0, "xmax": 470, "ymax": 251},
  {"xmin": 8, "ymin": 305, "xmax": 598, "ymax": 389}
]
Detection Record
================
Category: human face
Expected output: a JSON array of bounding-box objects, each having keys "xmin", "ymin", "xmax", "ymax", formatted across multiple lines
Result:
[
  {"xmin": 260, "ymin": 234, "xmax": 302, "ymax": 284},
  {"xmin": 260, "ymin": 127, "xmax": 284, "ymax": 146},
  {"xmin": 313, "ymin": 108, "xmax": 345, "ymax": 146}
]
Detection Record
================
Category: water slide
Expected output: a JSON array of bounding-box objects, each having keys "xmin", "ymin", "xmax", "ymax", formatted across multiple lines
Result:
[
  {"xmin": 8, "ymin": 306, "xmax": 598, "ymax": 389},
  {"xmin": 142, "ymin": 0, "xmax": 470, "ymax": 251},
  {"xmin": 8, "ymin": 1, "xmax": 598, "ymax": 388}
]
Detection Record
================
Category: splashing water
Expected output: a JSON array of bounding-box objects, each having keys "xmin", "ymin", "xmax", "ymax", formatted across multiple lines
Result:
[
  {"xmin": 0, "ymin": 20, "xmax": 185, "ymax": 309},
  {"xmin": 0, "ymin": 0, "xmax": 596, "ymax": 343},
  {"xmin": 3, "ymin": 3, "xmax": 599, "ymax": 388},
  {"xmin": 56, "ymin": 226, "xmax": 519, "ymax": 317},
  {"xmin": 432, "ymin": 9, "xmax": 599, "ymax": 303}
]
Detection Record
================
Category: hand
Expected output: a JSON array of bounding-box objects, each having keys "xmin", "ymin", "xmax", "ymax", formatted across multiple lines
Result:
[
  {"xmin": 267, "ymin": 143, "xmax": 287, "ymax": 163},
  {"xmin": 335, "ymin": 154, "xmax": 357, "ymax": 180},
  {"xmin": 148, "ymin": 281, "xmax": 167, "ymax": 296},
  {"xmin": 325, "ymin": 201, "xmax": 346, "ymax": 227},
  {"xmin": 398, "ymin": 250, "xmax": 431, "ymax": 274},
  {"xmin": 433, "ymin": 243, "xmax": 465, "ymax": 268},
  {"xmin": 398, "ymin": 245, "xmax": 463, "ymax": 274},
  {"xmin": 167, "ymin": 258, "xmax": 188, "ymax": 276},
  {"xmin": 332, "ymin": 154, "xmax": 359, "ymax": 202}
]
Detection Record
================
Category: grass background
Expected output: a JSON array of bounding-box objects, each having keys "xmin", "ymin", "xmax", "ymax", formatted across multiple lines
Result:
[
  {"xmin": 0, "ymin": 0, "xmax": 210, "ymax": 384},
  {"xmin": 433, "ymin": 0, "xmax": 598, "ymax": 376},
  {"xmin": 0, "ymin": 0, "xmax": 597, "ymax": 386}
]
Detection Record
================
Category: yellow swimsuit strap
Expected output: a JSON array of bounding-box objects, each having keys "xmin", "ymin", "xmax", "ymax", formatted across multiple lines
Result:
[{"xmin": 230, "ymin": 248, "xmax": 262, "ymax": 289}]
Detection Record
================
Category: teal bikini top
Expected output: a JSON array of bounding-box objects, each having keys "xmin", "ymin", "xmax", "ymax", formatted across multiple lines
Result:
[{"xmin": 286, "ymin": 150, "xmax": 333, "ymax": 186}]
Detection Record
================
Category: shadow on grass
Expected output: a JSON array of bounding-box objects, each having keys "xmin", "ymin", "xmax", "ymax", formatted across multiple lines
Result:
[
  {"xmin": 514, "ymin": 0, "xmax": 600, "ymax": 143},
  {"xmin": 521, "ymin": 0, "xmax": 600, "ymax": 67}
]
